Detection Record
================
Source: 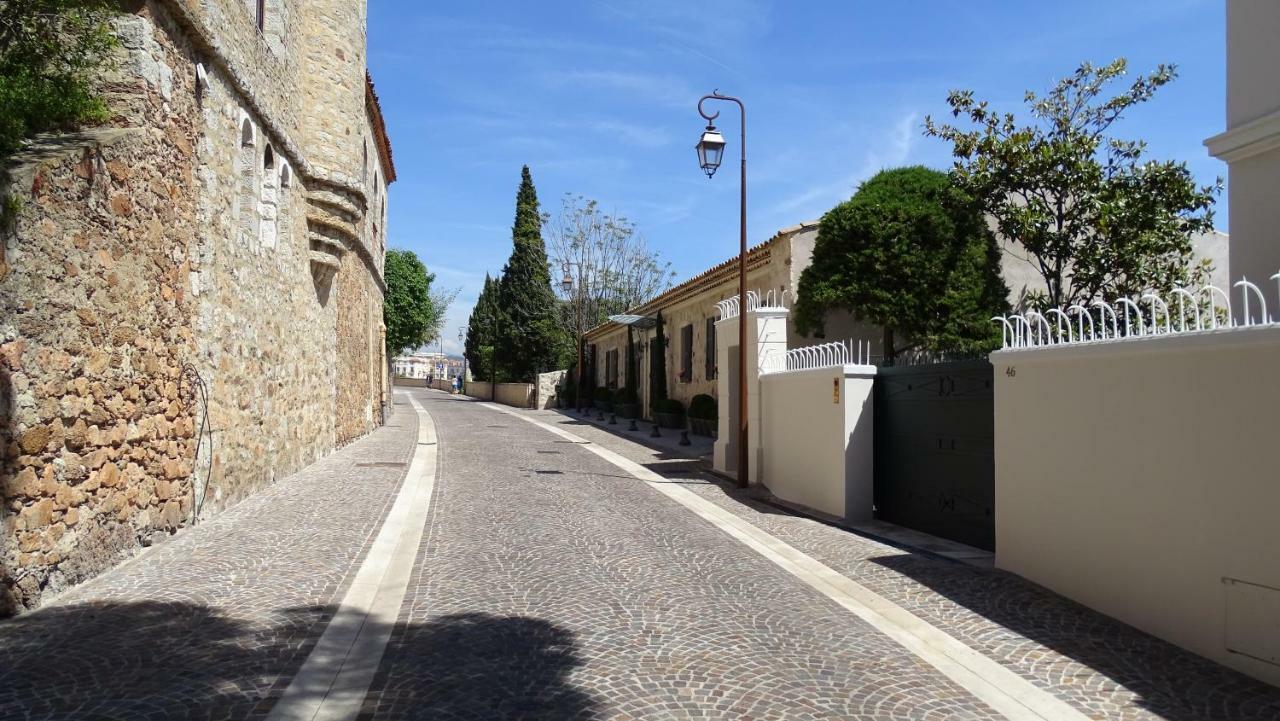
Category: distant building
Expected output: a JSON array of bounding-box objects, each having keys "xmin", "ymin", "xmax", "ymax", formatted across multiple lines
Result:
[{"xmin": 393, "ymin": 352, "xmax": 464, "ymax": 379}]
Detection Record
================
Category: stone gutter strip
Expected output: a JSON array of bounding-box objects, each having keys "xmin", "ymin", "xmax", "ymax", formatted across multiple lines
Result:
[
  {"xmin": 489, "ymin": 403, "xmax": 1093, "ymax": 721},
  {"xmin": 266, "ymin": 393, "xmax": 439, "ymax": 721}
]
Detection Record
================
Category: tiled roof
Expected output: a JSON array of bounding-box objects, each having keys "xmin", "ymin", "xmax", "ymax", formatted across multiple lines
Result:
[
  {"xmin": 583, "ymin": 220, "xmax": 819, "ymax": 339},
  {"xmin": 365, "ymin": 72, "xmax": 396, "ymax": 183}
]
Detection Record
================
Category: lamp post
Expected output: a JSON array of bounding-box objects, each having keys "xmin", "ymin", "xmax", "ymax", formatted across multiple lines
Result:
[
  {"xmin": 696, "ymin": 90, "xmax": 748, "ymax": 490},
  {"xmin": 457, "ymin": 327, "xmax": 466, "ymax": 394},
  {"xmin": 561, "ymin": 261, "xmax": 584, "ymax": 412}
]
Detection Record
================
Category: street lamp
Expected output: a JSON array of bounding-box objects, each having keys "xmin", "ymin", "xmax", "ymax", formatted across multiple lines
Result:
[
  {"xmin": 457, "ymin": 326, "xmax": 466, "ymax": 394},
  {"xmin": 696, "ymin": 90, "xmax": 749, "ymax": 490},
  {"xmin": 562, "ymin": 261, "xmax": 585, "ymax": 413}
]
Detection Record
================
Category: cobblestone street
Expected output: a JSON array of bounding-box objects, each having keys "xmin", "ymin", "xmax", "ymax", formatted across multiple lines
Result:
[{"xmin": 2, "ymin": 387, "xmax": 1279, "ymax": 720}]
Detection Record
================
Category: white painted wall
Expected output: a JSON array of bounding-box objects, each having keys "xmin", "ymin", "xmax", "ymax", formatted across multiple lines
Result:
[
  {"xmin": 992, "ymin": 327, "xmax": 1280, "ymax": 686},
  {"xmin": 1206, "ymin": 0, "xmax": 1280, "ymax": 298},
  {"xmin": 759, "ymin": 365, "xmax": 876, "ymax": 521}
]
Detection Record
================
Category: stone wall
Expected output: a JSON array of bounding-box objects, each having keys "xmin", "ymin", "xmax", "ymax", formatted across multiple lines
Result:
[
  {"xmin": 0, "ymin": 0, "xmax": 391, "ymax": 614},
  {"xmin": 0, "ymin": 1, "xmax": 205, "ymax": 613},
  {"xmin": 191, "ymin": 22, "xmax": 337, "ymax": 513}
]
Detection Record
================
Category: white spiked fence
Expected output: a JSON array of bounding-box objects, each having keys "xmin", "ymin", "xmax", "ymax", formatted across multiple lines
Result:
[
  {"xmin": 761, "ymin": 339, "xmax": 871, "ymax": 374},
  {"xmin": 994, "ymin": 274, "xmax": 1280, "ymax": 350},
  {"xmin": 714, "ymin": 289, "xmax": 789, "ymax": 320}
]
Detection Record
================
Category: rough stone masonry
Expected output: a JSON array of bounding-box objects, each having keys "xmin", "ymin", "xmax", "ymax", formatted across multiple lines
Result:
[{"xmin": 0, "ymin": 0, "xmax": 395, "ymax": 614}]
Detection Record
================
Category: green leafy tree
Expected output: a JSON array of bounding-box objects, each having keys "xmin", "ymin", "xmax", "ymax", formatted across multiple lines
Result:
[
  {"xmin": 649, "ymin": 311, "xmax": 668, "ymax": 413},
  {"xmin": 384, "ymin": 249, "xmax": 452, "ymax": 355},
  {"xmin": 794, "ymin": 166, "xmax": 1009, "ymax": 360},
  {"xmin": 496, "ymin": 166, "xmax": 567, "ymax": 381},
  {"xmin": 0, "ymin": 0, "xmax": 118, "ymax": 158},
  {"xmin": 464, "ymin": 274, "xmax": 502, "ymax": 382},
  {"xmin": 924, "ymin": 59, "xmax": 1219, "ymax": 309}
]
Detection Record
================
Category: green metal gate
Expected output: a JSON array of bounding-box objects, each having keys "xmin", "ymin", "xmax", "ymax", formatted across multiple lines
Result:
[{"xmin": 873, "ymin": 359, "xmax": 995, "ymax": 551}]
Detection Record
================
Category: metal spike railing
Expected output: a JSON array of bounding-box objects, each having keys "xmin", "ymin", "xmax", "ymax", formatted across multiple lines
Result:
[
  {"xmin": 714, "ymin": 288, "xmax": 788, "ymax": 320},
  {"xmin": 761, "ymin": 339, "xmax": 871, "ymax": 374},
  {"xmin": 994, "ymin": 273, "xmax": 1280, "ymax": 350}
]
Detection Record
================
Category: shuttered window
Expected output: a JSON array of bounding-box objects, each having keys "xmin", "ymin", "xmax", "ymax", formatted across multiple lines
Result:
[{"xmin": 680, "ymin": 324, "xmax": 694, "ymax": 382}]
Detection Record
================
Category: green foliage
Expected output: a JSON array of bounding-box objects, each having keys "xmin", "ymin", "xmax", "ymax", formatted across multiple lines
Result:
[
  {"xmin": 384, "ymin": 249, "xmax": 451, "ymax": 355},
  {"xmin": 688, "ymin": 393, "xmax": 717, "ymax": 420},
  {"xmin": 593, "ymin": 387, "xmax": 613, "ymax": 403},
  {"xmin": 623, "ymin": 326, "xmax": 637, "ymax": 402},
  {"xmin": 794, "ymin": 166, "xmax": 1009, "ymax": 358},
  {"xmin": 615, "ymin": 385, "xmax": 637, "ymax": 406},
  {"xmin": 924, "ymin": 58, "xmax": 1220, "ymax": 308},
  {"xmin": 0, "ymin": 0, "xmax": 118, "ymax": 158},
  {"xmin": 1, "ymin": 192, "xmax": 21, "ymax": 231},
  {"xmin": 496, "ymin": 166, "xmax": 568, "ymax": 382},
  {"xmin": 558, "ymin": 369, "xmax": 576, "ymax": 405},
  {"xmin": 654, "ymin": 397, "xmax": 684, "ymax": 416},
  {"xmin": 649, "ymin": 311, "xmax": 668, "ymax": 413},
  {"xmin": 464, "ymin": 274, "xmax": 502, "ymax": 382}
]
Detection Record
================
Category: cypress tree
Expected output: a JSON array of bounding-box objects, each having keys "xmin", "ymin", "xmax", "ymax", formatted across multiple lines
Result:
[
  {"xmin": 622, "ymin": 326, "xmax": 637, "ymax": 403},
  {"xmin": 465, "ymin": 274, "xmax": 501, "ymax": 382},
  {"xmin": 496, "ymin": 166, "xmax": 564, "ymax": 381},
  {"xmin": 649, "ymin": 311, "xmax": 668, "ymax": 413}
]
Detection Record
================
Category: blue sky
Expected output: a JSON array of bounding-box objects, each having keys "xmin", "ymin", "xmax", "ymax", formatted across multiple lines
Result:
[{"xmin": 368, "ymin": 0, "xmax": 1227, "ymax": 355}]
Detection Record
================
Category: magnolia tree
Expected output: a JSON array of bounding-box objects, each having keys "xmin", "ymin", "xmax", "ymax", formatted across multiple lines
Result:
[{"xmin": 924, "ymin": 59, "xmax": 1220, "ymax": 310}]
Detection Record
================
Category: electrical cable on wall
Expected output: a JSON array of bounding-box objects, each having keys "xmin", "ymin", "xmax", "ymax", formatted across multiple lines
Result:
[{"xmin": 180, "ymin": 362, "xmax": 213, "ymax": 525}]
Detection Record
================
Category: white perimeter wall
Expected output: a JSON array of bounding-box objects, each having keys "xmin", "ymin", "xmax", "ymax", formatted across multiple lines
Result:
[
  {"xmin": 992, "ymin": 327, "xmax": 1280, "ymax": 686},
  {"xmin": 759, "ymin": 365, "xmax": 875, "ymax": 522}
]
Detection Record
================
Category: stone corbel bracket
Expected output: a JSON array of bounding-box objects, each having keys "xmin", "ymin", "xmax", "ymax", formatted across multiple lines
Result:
[{"xmin": 305, "ymin": 179, "xmax": 385, "ymax": 293}]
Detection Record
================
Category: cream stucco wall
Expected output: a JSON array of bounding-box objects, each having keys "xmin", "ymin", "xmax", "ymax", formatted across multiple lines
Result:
[
  {"xmin": 759, "ymin": 365, "xmax": 875, "ymax": 521},
  {"xmin": 1207, "ymin": 0, "xmax": 1280, "ymax": 295},
  {"xmin": 992, "ymin": 328, "xmax": 1280, "ymax": 686}
]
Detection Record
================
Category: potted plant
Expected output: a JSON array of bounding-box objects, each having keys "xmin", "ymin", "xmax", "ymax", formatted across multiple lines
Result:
[
  {"xmin": 614, "ymin": 386, "xmax": 639, "ymax": 419},
  {"xmin": 593, "ymin": 387, "xmax": 614, "ymax": 413},
  {"xmin": 687, "ymin": 393, "xmax": 717, "ymax": 437},
  {"xmin": 655, "ymin": 397, "xmax": 685, "ymax": 430}
]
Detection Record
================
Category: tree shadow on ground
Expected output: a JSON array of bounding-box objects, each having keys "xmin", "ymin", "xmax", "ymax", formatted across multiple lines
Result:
[
  {"xmin": 870, "ymin": 553, "xmax": 1280, "ymax": 721},
  {"xmin": 361, "ymin": 612, "xmax": 600, "ymax": 720},
  {"xmin": 0, "ymin": 601, "xmax": 601, "ymax": 720}
]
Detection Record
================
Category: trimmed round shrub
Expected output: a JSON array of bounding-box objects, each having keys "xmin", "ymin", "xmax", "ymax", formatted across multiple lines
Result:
[
  {"xmin": 655, "ymin": 398, "xmax": 684, "ymax": 415},
  {"xmin": 688, "ymin": 394, "xmax": 717, "ymax": 420}
]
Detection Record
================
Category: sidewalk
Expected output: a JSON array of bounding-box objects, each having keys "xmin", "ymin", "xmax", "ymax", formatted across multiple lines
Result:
[{"xmin": 0, "ymin": 400, "xmax": 421, "ymax": 720}]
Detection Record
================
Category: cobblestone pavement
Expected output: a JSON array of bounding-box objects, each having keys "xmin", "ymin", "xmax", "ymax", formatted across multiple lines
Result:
[
  {"xmin": 5, "ymin": 389, "xmax": 1280, "ymax": 720},
  {"xmin": 362, "ymin": 391, "xmax": 993, "ymax": 720},
  {"xmin": 0, "ymin": 408, "xmax": 419, "ymax": 721},
  {"xmin": 527, "ymin": 405, "xmax": 1280, "ymax": 721}
]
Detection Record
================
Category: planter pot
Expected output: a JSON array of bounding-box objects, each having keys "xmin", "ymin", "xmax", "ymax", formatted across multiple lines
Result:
[
  {"xmin": 689, "ymin": 417, "xmax": 717, "ymax": 438},
  {"xmin": 615, "ymin": 402, "xmax": 639, "ymax": 419},
  {"xmin": 594, "ymin": 400, "xmax": 614, "ymax": 413},
  {"xmin": 656, "ymin": 411, "xmax": 685, "ymax": 430}
]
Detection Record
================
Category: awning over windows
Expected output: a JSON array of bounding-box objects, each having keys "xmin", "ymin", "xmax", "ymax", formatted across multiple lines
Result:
[{"xmin": 607, "ymin": 314, "xmax": 657, "ymax": 329}]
